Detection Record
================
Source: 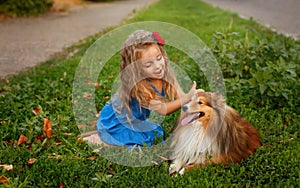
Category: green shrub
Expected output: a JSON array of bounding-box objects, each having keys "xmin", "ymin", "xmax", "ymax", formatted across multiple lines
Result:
[
  {"xmin": 211, "ymin": 30, "xmax": 300, "ymax": 109},
  {"xmin": 0, "ymin": 0, "xmax": 53, "ymax": 17}
]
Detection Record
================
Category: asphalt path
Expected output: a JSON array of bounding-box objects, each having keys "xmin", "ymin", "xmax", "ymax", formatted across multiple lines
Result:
[
  {"xmin": 1, "ymin": 0, "xmax": 299, "ymax": 78},
  {"xmin": 0, "ymin": 0, "xmax": 156, "ymax": 78},
  {"xmin": 203, "ymin": 0, "xmax": 300, "ymax": 39}
]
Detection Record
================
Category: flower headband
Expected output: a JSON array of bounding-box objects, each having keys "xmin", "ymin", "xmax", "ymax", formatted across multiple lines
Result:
[
  {"xmin": 153, "ymin": 32, "xmax": 165, "ymax": 46},
  {"xmin": 123, "ymin": 30, "xmax": 166, "ymax": 48}
]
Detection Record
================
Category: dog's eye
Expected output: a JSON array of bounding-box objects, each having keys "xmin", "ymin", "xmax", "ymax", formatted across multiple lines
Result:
[
  {"xmin": 199, "ymin": 112, "xmax": 205, "ymax": 117},
  {"xmin": 198, "ymin": 101, "xmax": 202, "ymax": 105}
]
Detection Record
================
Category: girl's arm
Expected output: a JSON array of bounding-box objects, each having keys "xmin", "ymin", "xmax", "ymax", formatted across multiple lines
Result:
[
  {"xmin": 149, "ymin": 81, "xmax": 197, "ymax": 115},
  {"xmin": 173, "ymin": 78, "xmax": 185, "ymax": 99}
]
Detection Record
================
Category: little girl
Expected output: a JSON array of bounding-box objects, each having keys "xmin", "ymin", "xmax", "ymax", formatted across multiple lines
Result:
[{"xmin": 84, "ymin": 30, "xmax": 197, "ymax": 148}]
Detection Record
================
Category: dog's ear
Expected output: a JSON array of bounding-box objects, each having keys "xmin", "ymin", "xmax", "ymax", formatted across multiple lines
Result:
[
  {"xmin": 197, "ymin": 89, "xmax": 205, "ymax": 95},
  {"xmin": 213, "ymin": 92, "xmax": 224, "ymax": 98},
  {"xmin": 211, "ymin": 92, "xmax": 225, "ymax": 108}
]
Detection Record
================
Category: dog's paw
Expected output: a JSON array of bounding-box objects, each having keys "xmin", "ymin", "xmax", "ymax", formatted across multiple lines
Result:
[
  {"xmin": 178, "ymin": 167, "xmax": 185, "ymax": 175},
  {"xmin": 169, "ymin": 163, "xmax": 177, "ymax": 175},
  {"xmin": 169, "ymin": 162, "xmax": 184, "ymax": 176},
  {"xmin": 169, "ymin": 163, "xmax": 182, "ymax": 175}
]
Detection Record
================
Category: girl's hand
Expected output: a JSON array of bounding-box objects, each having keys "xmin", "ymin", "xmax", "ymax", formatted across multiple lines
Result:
[
  {"xmin": 183, "ymin": 81, "xmax": 197, "ymax": 104},
  {"xmin": 182, "ymin": 81, "xmax": 205, "ymax": 104},
  {"xmin": 148, "ymin": 81, "xmax": 204, "ymax": 115}
]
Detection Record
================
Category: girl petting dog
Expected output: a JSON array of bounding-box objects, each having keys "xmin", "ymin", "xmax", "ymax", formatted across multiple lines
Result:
[{"xmin": 84, "ymin": 30, "xmax": 197, "ymax": 149}]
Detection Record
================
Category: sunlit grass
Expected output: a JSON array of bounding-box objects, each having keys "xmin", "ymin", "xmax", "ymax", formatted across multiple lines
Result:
[{"xmin": 0, "ymin": 0, "xmax": 299, "ymax": 187}]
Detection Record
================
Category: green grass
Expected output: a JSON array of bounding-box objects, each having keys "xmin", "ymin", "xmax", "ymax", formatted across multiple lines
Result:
[{"xmin": 1, "ymin": 0, "xmax": 299, "ymax": 187}]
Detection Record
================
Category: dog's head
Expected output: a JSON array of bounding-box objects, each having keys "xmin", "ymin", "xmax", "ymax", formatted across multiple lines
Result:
[{"xmin": 181, "ymin": 91, "xmax": 225, "ymax": 126}]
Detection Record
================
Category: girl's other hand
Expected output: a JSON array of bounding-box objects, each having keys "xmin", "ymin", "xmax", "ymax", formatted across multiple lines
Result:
[
  {"xmin": 184, "ymin": 81, "xmax": 197, "ymax": 104},
  {"xmin": 183, "ymin": 81, "xmax": 205, "ymax": 104}
]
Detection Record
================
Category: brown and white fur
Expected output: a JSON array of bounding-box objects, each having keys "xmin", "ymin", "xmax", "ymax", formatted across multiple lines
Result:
[{"xmin": 169, "ymin": 91, "xmax": 261, "ymax": 175}]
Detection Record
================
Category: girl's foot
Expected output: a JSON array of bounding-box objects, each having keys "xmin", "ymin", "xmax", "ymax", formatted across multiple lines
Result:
[{"xmin": 83, "ymin": 134, "xmax": 103, "ymax": 145}]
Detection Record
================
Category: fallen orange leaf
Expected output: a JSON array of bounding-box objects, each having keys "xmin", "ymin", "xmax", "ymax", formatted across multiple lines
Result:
[
  {"xmin": 86, "ymin": 156, "xmax": 96, "ymax": 161},
  {"xmin": 90, "ymin": 120, "xmax": 97, "ymax": 126},
  {"xmin": 60, "ymin": 181, "xmax": 64, "ymax": 188},
  {"xmin": 5, "ymin": 140, "xmax": 14, "ymax": 146},
  {"xmin": 108, "ymin": 167, "xmax": 114, "ymax": 174},
  {"xmin": 83, "ymin": 93, "xmax": 93, "ymax": 98},
  {"xmin": 26, "ymin": 144, "xmax": 32, "ymax": 150},
  {"xmin": 0, "ymin": 176, "xmax": 9, "ymax": 184},
  {"xmin": 87, "ymin": 81, "xmax": 99, "ymax": 87},
  {"xmin": 28, "ymin": 158, "xmax": 37, "ymax": 165},
  {"xmin": 36, "ymin": 135, "xmax": 44, "ymax": 143},
  {"xmin": 32, "ymin": 108, "xmax": 41, "ymax": 115},
  {"xmin": 17, "ymin": 134, "xmax": 28, "ymax": 145},
  {"xmin": 43, "ymin": 117, "xmax": 53, "ymax": 139}
]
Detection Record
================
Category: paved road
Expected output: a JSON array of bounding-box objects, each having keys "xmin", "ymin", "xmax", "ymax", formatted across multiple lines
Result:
[
  {"xmin": 0, "ymin": 0, "xmax": 156, "ymax": 78},
  {"xmin": 203, "ymin": 0, "xmax": 300, "ymax": 39},
  {"xmin": 1, "ymin": 0, "xmax": 299, "ymax": 78}
]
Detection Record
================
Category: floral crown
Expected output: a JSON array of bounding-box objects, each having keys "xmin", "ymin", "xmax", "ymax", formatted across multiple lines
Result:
[{"xmin": 123, "ymin": 30, "xmax": 165, "ymax": 48}]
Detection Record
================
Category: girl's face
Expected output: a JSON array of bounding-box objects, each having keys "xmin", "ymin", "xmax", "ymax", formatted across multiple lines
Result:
[{"xmin": 139, "ymin": 44, "xmax": 165, "ymax": 79}]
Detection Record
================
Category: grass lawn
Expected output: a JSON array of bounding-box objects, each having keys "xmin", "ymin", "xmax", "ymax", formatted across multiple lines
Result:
[{"xmin": 1, "ymin": 0, "xmax": 299, "ymax": 187}]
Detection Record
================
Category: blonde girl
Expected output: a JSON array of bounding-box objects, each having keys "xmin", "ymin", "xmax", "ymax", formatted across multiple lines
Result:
[{"xmin": 85, "ymin": 30, "xmax": 197, "ymax": 148}]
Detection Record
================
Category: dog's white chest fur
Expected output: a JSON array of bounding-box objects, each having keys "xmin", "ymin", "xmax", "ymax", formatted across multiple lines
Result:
[{"xmin": 169, "ymin": 121, "xmax": 219, "ymax": 174}]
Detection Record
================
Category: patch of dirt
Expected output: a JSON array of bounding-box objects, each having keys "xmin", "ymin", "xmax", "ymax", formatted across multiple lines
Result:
[
  {"xmin": 53, "ymin": 0, "xmax": 84, "ymax": 6},
  {"xmin": 52, "ymin": 0, "xmax": 85, "ymax": 12}
]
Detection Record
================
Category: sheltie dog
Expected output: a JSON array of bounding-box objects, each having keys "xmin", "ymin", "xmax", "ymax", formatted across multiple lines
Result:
[{"xmin": 169, "ymin": 91, "xmax": 261, "ymax": 175}]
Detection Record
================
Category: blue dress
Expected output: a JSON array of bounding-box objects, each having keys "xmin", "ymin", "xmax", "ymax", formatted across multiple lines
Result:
[{"xmin": 96, "ymin": 86, "xmax": 165, "ymax": 149}]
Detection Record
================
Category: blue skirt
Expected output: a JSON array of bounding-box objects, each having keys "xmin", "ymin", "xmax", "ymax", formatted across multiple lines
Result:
[{"xmin": 96, "ymin": 95, "xmax": 164, "ymax": 149}]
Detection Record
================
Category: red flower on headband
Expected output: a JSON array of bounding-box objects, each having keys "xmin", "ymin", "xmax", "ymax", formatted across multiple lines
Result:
[{"xmin": 153, "ymin": 32, "xmax": 165, "ymax": 46}]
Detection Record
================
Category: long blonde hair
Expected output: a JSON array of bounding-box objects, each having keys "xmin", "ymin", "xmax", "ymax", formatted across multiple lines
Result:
[{"xmin": 117, "ymin": 30, "xmax": 178, "ymax": 120}]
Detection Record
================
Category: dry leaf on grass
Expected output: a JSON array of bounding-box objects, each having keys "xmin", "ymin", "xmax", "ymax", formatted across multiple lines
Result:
[
  {"xmin": 0, "ymin": 176, "xmax": 9, "ymax": 184},
  {"xmin": 36, "ymin": 135, "xmax": 44, "ymax": 143},
  {"xmin": 28, "ymin": 158, "xmax": 37, "ymax": 165},
  {"xmin": 86, "ymin": 156, "xmax": 96, "ymax": 161},
  {"xmin": 48, "ymin": 153, "xmax": 62, "ymax": 159},
  {"xmin": 63, "ymin": 133, "xmax": 73, "ymax": 136},
  {"xmin": 43, "ymin": 117, "xmax": 53, "ymax": 139},
  {"xmin": 0, "ymin": 164, "xmax": 13, "ymax": 171},
  {"xmin": 90, "ymin": 120, "xmax": 97, "ymax": 126},
  {"xmin": 26, "ymin": 144, "xmax": 32, "ymax": 150},
  {"xmin": 32, "ymin": 108, "xmax": 41, "ymax": 115},
  {"xmin": 108, "ymin": 168, "xmax": 114, "ymax": 174},
  {"xmin": 17, "ymin": 134, "xmax": 28, "ymax": 145},
  {"xmin": 92, "ymin": 148, "xmax": 102, "ymax": 153},
  {"xmin": 83, "ymin": 93, "xmax": 93, "ymax": 98},
  {"xmin": 54, "ymin": 142, "xmax": 62, "ymax": 146}
]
